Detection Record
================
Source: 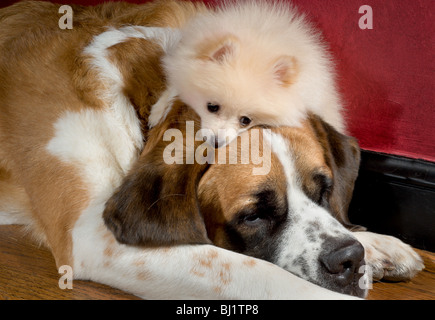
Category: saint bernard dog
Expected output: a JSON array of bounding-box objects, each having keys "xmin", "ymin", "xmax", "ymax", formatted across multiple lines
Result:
[{"xmin": 0, "ymin": 0, "xmax": 423, "ymax": 299}]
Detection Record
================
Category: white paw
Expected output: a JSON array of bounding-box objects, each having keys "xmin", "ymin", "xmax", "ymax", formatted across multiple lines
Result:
[
  {"xmin": 148, "ymin": 106, "xmax": 166, "ymax": 128},
  {"xmin": 148, "ymin": 88, "xmax": 176, "ymax": 128},
  {"xmin": 353, "ymin": 231, "xmax": 424, "ymax": 281}
]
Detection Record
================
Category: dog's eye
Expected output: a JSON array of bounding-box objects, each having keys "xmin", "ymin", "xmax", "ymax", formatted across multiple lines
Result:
[
  {"xmin": 243, "ymin": 213, "xmax": 263, "ymax": 225},
  {"xmin": 237, "ymin": 208, "xmax": 265, "ymax": 226},
  {"xmin": 313, "ymin": 173, "xmax": 333, "ymax": 205},
  {"xmin": 207, "ymin": 103, "xmax": 220, "ymax": 113},
  {"xmin": 240, "ymin": 116, "xmax": 251, "ymax": 126}
]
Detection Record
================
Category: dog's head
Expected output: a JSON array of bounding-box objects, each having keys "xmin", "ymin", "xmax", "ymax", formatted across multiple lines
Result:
[
  {"xmin": 165, "ymin": 29, "xmax": 303, "ymax": 149},
  {"xmin": 103, "ymin": 102, "xmax": 367, "ymax": 297},
  {"xmin": 165, "ymin": 32, "xmax": 302, "ymax": 148}
]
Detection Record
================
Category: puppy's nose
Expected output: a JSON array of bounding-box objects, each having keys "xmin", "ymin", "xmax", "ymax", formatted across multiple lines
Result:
[{"xmin": 320, "ymin": 239, "xmax": 364, "ymax": 286}]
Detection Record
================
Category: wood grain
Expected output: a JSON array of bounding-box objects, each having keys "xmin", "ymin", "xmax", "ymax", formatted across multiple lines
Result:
[{"xmin": 0, "ymin": 225, "xmax": 433, "ymax": 300}]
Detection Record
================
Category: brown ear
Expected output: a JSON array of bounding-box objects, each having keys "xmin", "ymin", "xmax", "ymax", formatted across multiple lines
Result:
[
  {"xmin": 103, "ymin": 103, "xmax": 211, "ymax": 246},
  {"xmin": 308, "ymin": 114, "xmax": 366, "ymax": 231}
]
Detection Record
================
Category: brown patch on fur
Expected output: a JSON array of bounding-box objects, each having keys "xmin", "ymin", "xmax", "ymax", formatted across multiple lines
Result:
[
  {"xmin": 191, "ymin": 270, "xmax": 206, "ymax": 277},
  {"xmin": 206, "ymin": 248, "xmax": 219, "ymax": 260},
  {"xmin": 107, "ymin": 38, "xmax": 166, "ymax": 128},
  {"xmin": 243, "ymin": 258, "xmax": 257, "ymax": 267},
  {"xmin": 193, "ymin": 248, "xmax": 219, "ymax": 270},
  {"xmin": 219, "ymin": 262, "xmax": 231, "ymax": 285},
  {"xmin": 199, "ymin": 259, "xmax": 213, "ymax": 269},
  {"xmin": 213, "ymin": 286, "xmax": 222, "ymax": 294},
  {"xmin": 133, "ymin": 259, "xmax": 145, "ymax": 267},
  {"xmin": 198, "ymin": 249, "xmax": 218, "ymax": 269},
  {"xmin": 104, "ymin": 247, "xmax": 114, "ymax": 258}
]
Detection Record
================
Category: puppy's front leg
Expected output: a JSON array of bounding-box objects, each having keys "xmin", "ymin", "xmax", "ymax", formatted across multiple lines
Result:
[{"xmin": 148, "ymin": 87, "xmax": 177, "ymax": 128}]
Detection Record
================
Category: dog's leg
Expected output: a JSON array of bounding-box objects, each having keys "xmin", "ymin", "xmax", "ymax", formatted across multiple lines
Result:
[
  {"xmin": 353, "ymin": 231, "xmax": 424, "ymax": 281},
  {"xmin": 71, "ymin": 200, "xmax": 358, "ymax": 299},
  {"xmin": 148, "ymin": 87, "xmax": 177, "ymax": 128},
  {"xmin": 0, "ymin": 168, "xmax": 33, "ymax": 225}
]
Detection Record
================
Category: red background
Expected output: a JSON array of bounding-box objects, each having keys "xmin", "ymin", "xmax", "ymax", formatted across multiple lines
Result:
[{"xmin": 2, "ymin": 0, "xmax": 434, "ymax": 162}]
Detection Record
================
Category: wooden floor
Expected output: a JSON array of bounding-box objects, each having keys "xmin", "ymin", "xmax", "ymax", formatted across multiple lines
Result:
[{"xmin": 0, "ymin": 225, "xmax": 434, "ymax": 300}]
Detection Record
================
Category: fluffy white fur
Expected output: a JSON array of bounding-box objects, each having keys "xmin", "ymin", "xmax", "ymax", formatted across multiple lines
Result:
[{"xmin": 155, "ymin": 0, "xmax": 344, "ymax": 147}]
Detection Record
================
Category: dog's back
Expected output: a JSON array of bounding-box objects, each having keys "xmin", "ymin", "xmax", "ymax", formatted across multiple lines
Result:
[{"xmin": 0, "ymin": 0, "xmax": 204, "ymax": 256}]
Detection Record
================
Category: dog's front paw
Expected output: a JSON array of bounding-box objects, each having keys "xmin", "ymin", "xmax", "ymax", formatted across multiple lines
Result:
[
  {"xmin": 148, "ymin": 108, "xmax": 164, "ymax": 128},
  {"xmin": 353, "ymin": 231, "xmax": 424, "ymax": 281},
  {"xmin": 148, "ymin": 88, "xmax": 176, "ymax": 128}
]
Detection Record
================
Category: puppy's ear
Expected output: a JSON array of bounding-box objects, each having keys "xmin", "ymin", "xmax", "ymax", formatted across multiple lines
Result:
[
  {"xmin": 309, "ymin": 114, "xmax": 366, "ymax": 231},
  {"xmin": 103, "ymin": 103, "xmax": 212, "ymax": 246},
  {"xmin": 198, "ymin": 34, "xmax": 239, "ymax": 63},
  {"xmin": 272, "ymin": 55, "xmax": 298, "ymax": 87}
]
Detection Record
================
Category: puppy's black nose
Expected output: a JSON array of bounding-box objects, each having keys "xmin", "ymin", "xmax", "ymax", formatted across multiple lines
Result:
[{"xmin": 320, "ymin": 239, "xmax": 364, "ymax": 286}]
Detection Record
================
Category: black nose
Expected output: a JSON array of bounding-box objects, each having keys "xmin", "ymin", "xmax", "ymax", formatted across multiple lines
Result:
[{"xmin": 320, "ymin": 239, "xmax": 364, "ymax": 286}]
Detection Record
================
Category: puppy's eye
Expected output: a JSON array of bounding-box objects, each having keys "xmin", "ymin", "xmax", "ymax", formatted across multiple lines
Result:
[
  {"xmin": 240, "ymin": 116, "xmax": 251, "ymax": 126},
  {"xmin": 207, "ymin": 103, "xmax": 220, "ymax": 113}
]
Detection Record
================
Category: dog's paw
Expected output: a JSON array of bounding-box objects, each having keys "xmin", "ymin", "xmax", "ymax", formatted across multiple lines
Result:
[
  {"xmin": 148, "ymin": 109, "xmax": 164, "ymax": 128},
  {"xmin": 148, "ymin": 101, "xmax": 168, "ymax": 128},
  {"xmin": 353, "ymin": 231, "xmax": 424, "ymax": 281},
  {"xmin": 148, "ymin": 88, "xmax": 176, "ymax": 128}
]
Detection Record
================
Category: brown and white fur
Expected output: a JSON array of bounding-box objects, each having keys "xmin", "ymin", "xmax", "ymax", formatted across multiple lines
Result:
[
  {"xmin": 150, "ymin": 0, "xmax": 345, "ymax": 148},
  {"xmin": 0, "ymin": 0, "xmax": 423, "ymax": 299}
]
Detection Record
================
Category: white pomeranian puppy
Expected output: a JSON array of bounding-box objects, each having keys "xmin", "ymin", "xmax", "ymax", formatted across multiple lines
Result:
[{"xmin": 149, "ymin": 0, "xmax": 344, "ymax": 148}]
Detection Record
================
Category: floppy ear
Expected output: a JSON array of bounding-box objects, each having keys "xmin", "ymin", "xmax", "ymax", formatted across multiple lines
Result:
[
  {"xmin": 197, "ymin": 34, "xmax": 239, "ymax": 63},
  {"xmin": 272, "ymin": 55, "xmax": 298, "ymax": 87},
  {"xmin": 103, "ymin": 103, "xmax": 212, "ymax": 246},
  {"xmin": 308, "ymin": 114, "xmax": 366, "ymax": 231}
]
